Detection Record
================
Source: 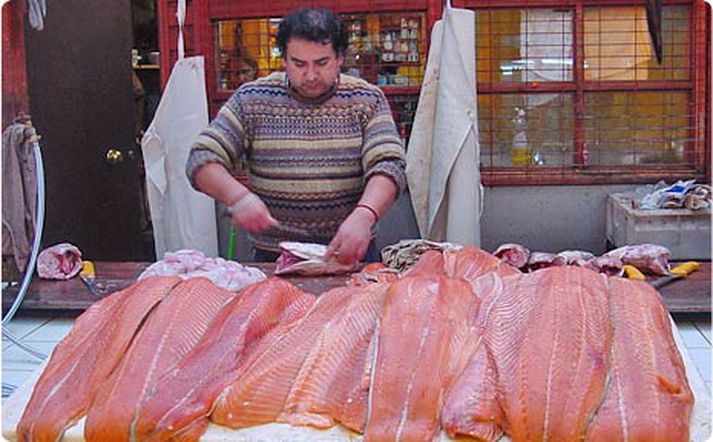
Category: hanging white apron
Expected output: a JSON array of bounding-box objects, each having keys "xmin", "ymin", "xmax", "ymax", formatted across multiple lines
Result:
[
  {"xmin": 406, "ymin": 1, "xmax": 481, "ymax": 246},
  {"xmin": 141, "ymin": 0, "xmax": 218, "ymax": 258}
]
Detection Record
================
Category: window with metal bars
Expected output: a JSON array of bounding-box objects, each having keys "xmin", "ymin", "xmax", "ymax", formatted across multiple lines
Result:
[
  {"xmin": 211, "ymin": 11, "xmax": 427, "ymax": 144},
  {"xmin": 160, "ymin": 0, "xmax": 709, "ymax": 186},
  {"xmin": 464, "ymin": 0, "xmax": 709, "ymax": 185}
]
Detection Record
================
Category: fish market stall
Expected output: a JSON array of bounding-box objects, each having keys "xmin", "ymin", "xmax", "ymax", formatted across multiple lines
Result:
[
  {"xmin": 3, "ymin": 261, "xmax": 710, "ymax": 313},
  {"xmin": 1, "ymin": 246, "xmax": 711, "ymax": 441}
]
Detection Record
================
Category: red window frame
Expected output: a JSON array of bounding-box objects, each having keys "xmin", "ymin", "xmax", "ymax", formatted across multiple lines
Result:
[
  {"xmin": 159, "ymin": 0, "xmax": 443, "ymax": 114},
  {"xmin": 158, "ymin": 0, "xmax": 710, "ymax": 186},
  {"xmin": 457, "ymin": 0, "xmax": 710, "ymax": 185}
]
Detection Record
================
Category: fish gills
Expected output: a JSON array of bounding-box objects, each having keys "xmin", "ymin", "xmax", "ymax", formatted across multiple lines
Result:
[
  {"xmin": 364, "ymin": 275, "xmax": 480, "ymax": 442},
  {"xmin": 16, "ymin": 276, "xmax": 181, "ymax": 442},
  {"xmin": 586, "ymin": 278, "xmax": 694, "ymax": 442},
  {"xmin": 485, "ymin": 267, "xmax": 612, "ymax": 441},
  {"xmin": 278, "ymin": 283, "xmax": 389, "ymax": 432},
  {"xmin": 210, "ymin": 286, "xmax": 357, "ymax": 429},
  {"xmin": 134, "ymin": 278, "xmax": 315, "ymax": 441},
  {"xmin": 84, "ymin": 278, "xmax": 239, "ymax": 442}
]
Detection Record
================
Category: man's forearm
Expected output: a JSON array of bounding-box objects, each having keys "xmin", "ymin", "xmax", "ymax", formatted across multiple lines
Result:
[
  {"xmin": 193, "ymin": 162, "xmax": 251, "ymax": 206},
  {"xmin": 357, "ymin": 174, "xmax": 398, "ymax": 222}
]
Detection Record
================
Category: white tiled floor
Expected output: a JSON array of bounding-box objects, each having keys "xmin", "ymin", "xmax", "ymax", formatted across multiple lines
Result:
[
  {"xmin": 1, "ymin": 314, "xmax": 711, "ymax": 401},
  {"xmin": 679, "ymin": 316, "xmax": 713, "ymax": 393},
  {"xmin": 2, "ymin": 316, "xmax": 73, "ymax": 401}
]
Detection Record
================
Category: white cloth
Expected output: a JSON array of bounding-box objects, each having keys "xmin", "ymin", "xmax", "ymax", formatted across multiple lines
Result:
[
  {"xmin": 141, "ymin": 0, "xmax": 218, "ymax": 258},
  {"xmin": 406, "ymin": 4, "xmax": 481, "ymax": 246}
]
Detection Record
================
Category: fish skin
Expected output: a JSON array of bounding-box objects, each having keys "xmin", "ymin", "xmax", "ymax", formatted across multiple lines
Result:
[
  {"xmin": 84, "ymin": 278, "xmax": 239, "ymax": 442},
  {"xmin": 16, "ymin": 276, "xmax": 181, "ymax": 442},
  {"xmin": 275, "ymin": 242, "xmax": 358, "ymax": 276},
  {"xmin": 134, "ymin": 278, "xmax": 315, "ymax": 441},
  {"xmin": 586, "ymin": 277, "xmax": 694, "ymax": 441}
]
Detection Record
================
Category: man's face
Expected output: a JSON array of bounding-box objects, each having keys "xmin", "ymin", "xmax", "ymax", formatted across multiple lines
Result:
[{"xmin": 283, "ymin": 37, "xmax": 343, "ymax": 98}]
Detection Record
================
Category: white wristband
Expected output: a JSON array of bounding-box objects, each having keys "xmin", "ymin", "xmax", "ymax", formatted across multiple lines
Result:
[{"xmin": 228, "ymin": 192, "xmax": 260, "ymax": 214}]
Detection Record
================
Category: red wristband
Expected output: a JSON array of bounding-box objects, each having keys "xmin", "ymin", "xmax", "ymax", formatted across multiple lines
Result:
[{"xmin": 355, "ymin": 203, "xmax": 379, "ymax": 223}]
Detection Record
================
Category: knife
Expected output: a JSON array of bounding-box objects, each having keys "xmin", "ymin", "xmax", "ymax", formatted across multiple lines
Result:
[
  {"xmin": 220, "ymin": 210, "xmax": 312, "ymax": 237},
  {"xmin": 272, "ymin": 224, "xmax": 313, "ymax": 237},
  {"xmin": 651, "ymin": 261, "xmax": 700, "ymax": 289},
  {"xmin": 622, "ymin": 264, "xmax": 646, "ymax": 280},
  {"xmin": 79, "ymin": 261, "xmax": 102, "ymax": 297}
]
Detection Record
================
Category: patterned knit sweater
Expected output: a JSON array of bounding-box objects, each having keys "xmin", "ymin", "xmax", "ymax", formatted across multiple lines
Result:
[{"xmin": 186, "ymin": 72, "xmax": 406, "ymax": 252}]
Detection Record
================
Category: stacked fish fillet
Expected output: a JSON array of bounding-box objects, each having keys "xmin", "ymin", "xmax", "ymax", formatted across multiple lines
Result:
[{"xmin": 14, "ymin": 247, "xmax": 693, "ymax": 442}]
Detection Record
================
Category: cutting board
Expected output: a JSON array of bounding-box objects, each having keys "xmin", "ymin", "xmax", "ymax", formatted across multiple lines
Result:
[{"xmin": 3, "ymin": 318, "xmax": 710, "ymax": 441}]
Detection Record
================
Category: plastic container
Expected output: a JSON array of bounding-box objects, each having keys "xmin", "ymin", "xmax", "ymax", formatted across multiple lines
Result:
[{"xmin": 606, "ymin": 193, "xmax": 711, "ymax": 260}]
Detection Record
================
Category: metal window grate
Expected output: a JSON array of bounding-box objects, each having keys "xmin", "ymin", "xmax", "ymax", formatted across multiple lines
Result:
[
  {"xmin": 472, "ymin": 3, "xmax": 706, "ymax": 181},
  {"xmin": 212, "ymin": 12, "xmax": 426, "ymax": 91},
  {"xmin": 211, "ymin": 11, "xmax": 427, "ymax": 143}
]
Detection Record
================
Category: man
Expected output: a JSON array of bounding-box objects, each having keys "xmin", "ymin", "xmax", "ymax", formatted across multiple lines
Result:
[
  {"xmin": 235, "ymin": 57, "xmax": 258, "ymax": 86},
  {"xmin": 186, "ymin": 8, "xmax": 406, "ymax": 264}
]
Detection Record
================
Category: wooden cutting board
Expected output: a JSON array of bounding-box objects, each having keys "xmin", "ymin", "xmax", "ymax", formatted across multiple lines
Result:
[{"xmin": 2, "ymin": 318, "xmax": 710, "ymax": 441}]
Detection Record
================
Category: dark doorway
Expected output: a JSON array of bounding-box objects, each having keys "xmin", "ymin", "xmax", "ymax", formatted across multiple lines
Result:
[{"xmin": 24, "ymin": 0, "xmax": 153, "ymax": 260}]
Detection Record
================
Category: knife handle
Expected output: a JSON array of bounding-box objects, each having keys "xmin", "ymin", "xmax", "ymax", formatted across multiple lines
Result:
[
  {"xmin": 670, "ymin": 261, "xmax": 700, "ymax": 278},
  {"xmin": 623, "ymin": 265, "xmax": 646, "ymax": 280},
  {"xmin": 80, "ymin": 260, "xmax": 96, "ymax": 279}
]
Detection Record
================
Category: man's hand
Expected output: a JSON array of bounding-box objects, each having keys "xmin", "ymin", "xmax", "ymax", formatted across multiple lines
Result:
[
  {"xmin": 228, "ymin": 193, "xmax": 278, "ymax": 234},
  {"xmin": 325, "ymin": 207, "xmax": 376, "ymax": 265}
]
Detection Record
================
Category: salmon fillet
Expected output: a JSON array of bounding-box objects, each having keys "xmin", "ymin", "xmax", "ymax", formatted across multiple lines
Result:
[
  {"xmin": 441, "ymin": 340, "xmax": 504, "ymax": 441},
  {"xmin": 441, "ymin": 249, "xmax": 517, "ymax": 441},
  {"xmin": 402, "ymin": 250, "xmax": 446, "ymax": 277},
  {"xmin": 278, "ymin": 283, "xmax": 389, "ymax": 432},
  {"xmin": 84, "ymin": 278, "xmax": 239, "ymax": 442},
  {"xmin": 210, "ymin": 285, "xmax": 357, "ymax": 429},
  {"xmin": 16, "ymin": 276, "xmax": 180, "ymax": 442},
  {"xmin": 484, "ymin": 267, "xmax": 612, "ymax": 441},
  {"xmin": 364, "ymin": 275, "xmax": 480, "ymax": 441},
  {"xmin": 443, "ymin": 246, "xmax": 519, "ymax": 281},
  {"xmin": 134, "ymin": 278, "xmax": 315, "ymax": 441},
  {"xmin": 444, "ymin": 247, "xmax": 520, "ymax": 303},
  {"xmin": 347, "ymin": 263, "xmax": 400, "ymax": 287},
  {"xmin": 586, "ymin": 277, "xmax": 694, "ymax": 441}
]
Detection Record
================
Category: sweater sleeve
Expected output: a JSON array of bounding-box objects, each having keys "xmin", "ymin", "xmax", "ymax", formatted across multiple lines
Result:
[
  {"xmin": 185, "ymin": 93, "xmax": 249, "ymax": 188},
  {"xmin": 361, "ymin": 90, "xmax": 407, "ymax": 195}
]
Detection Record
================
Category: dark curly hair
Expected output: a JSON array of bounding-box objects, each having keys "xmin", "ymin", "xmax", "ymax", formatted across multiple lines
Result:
[{"xmin": 277, "ymin": 8, "xmax": 348, "ymax": 57}]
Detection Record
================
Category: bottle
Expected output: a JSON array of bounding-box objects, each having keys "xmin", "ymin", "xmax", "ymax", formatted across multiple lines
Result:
[{"xmin": 510, "ymin": 107, "xmax": 533, "ymax": 166}]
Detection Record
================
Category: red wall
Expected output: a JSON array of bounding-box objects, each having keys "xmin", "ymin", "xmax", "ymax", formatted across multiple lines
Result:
[{"xmin": 2, "ymin": 1, "xmax": 29, "ymax": 128}]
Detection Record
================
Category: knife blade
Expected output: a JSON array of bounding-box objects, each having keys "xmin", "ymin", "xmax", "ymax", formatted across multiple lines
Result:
[
  {"xmin": 220, "ymin": 209, "xmax": 312, "ymax": 237},
  {"xmin": 272, "ymin": 224, "xmax": 313, "ymax": 237},
  {"xmin": 651, "ymin": 261, "xmax": 700, "ymax": 289},
  {"xmin": 79, "ymin": 260, "xmax": 102, "ymax": 297}
]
